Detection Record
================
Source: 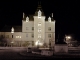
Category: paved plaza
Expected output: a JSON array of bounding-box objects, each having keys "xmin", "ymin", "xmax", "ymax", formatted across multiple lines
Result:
[{"xmin": 0, "ymin": 47, "xmax": 80, "ymax": 59}]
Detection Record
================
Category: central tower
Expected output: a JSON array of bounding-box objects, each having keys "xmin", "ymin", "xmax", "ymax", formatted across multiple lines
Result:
[{"xmin": 33, "ymin": 2, "xmax": 45, "ymax": 46}]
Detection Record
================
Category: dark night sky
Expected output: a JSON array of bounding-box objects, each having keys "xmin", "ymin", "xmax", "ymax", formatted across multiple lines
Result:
[{"xmin": 0, "ymin": 0, "xmax": 80, "ymax": 40}]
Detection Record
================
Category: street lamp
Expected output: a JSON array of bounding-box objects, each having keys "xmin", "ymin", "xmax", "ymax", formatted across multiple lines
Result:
[
  {"xmin": 65, "ymin": 35, "xmax": 72, "ymax": 46},
  {"xmin": 65, "ymin": 35, "xmax": 71, "ymax": 40}
]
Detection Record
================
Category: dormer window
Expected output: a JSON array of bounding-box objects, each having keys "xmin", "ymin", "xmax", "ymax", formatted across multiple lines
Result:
[
  {"xmin": 26, "ymin": 16, "xmax": 29, "ymax": 22},
  {"xmin": 38, "ymin": 10, "xmax": 42, "ymax": 18},
  {"xmin": 48, "ymin": 17, "xmax": 51, "ymax": 22},
  {"xmin": 11, "ymin": 27, "xmax": 14, "ymax": 33}
]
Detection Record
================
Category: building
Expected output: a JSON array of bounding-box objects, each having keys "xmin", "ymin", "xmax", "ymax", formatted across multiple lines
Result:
[{"xmin": 0, "ymin": 3, "xmax": 55, "ymax": 47}]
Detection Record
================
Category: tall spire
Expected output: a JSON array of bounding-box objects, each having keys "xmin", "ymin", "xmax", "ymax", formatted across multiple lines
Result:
[
  {"xmin": 34, "ymin": 1, "xmax": 44, "ymax": 16},
  {"xmin": 52, "ymin": 13, "xmax": 53, "ymax": 17},
  {"xmin": 22, "ymin": 12, "xmax": 26, "ymax": 20},
  {"xmin": 37, "ymin": 1, "xmax": 41, "ymax": 9},
  {"xmin": 38, "ymin": 1, "xmax": 41, "ymax": 5}
]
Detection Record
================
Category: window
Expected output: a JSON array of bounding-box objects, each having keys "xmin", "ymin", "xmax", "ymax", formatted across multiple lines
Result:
[
  {"xmin": 16, "ymin": 36, "xmax": 21, "ymax": 38},
  {"xmin": 38, "ymin": 34, "xmax": 41, "ymax": 38},
  {"xmin": 12, "ymin": 35, "xmax": 13, "ymax": 38},
  {"xmin": 32, "ymin": 34, "xmax": 34, "ymax": 38},
  {"xmin": 32, "ymin": 27, "xmax": 34, "ymax": 30},
  {"xmin": 48, "ymin": 34, "xmax": 51, "ymax": 38},
  {"xmin": 20, "ymin": 36, "xmax": 21, "ymax": 38},
  {"xmin": 38, "ymin": 22, "xmax": 41, "ymax": 26},
  {"xmin": 26, "ymin": 34, "xmax": 28, "ymax": 37},
  {"xmin": 38, "ymin": 10, "xmax": 42, "ymax": 18},
  {"xmin": 16, "ymin": 36, "xmax": 19, "ymax": 38},
  {"xmin": 38, "ymin": 28, "xmax": 41, "ymax": 33},
  {"xmin": 48, "ymin": 27, "xmax": 51, "ymax": 31}
]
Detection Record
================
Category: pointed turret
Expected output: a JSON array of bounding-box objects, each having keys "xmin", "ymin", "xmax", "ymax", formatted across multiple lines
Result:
[
  {"xmin": 34, "ymin": 1, "xmax": 44, "ymax": 16},
  {"xmin": 23, "ymin": 12, "xmax": 26, "ymax": 20}
]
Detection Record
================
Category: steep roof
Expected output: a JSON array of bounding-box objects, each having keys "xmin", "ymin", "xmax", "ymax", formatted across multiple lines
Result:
[{"xmin": 34, "ymin": 3, "xmax": 44, "ymax": 16}]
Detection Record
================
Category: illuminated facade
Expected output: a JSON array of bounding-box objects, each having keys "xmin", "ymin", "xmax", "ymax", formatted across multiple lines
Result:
[{"xmin": 0, "ymin": 4, "xmax": 55, "ymax": 47}]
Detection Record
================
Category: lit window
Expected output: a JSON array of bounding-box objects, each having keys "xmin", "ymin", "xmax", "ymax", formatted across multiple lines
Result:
[
  {"xmin": 16, "ymin": 36, "xmax": 21, "ymax": 38},
  {"xmin": 38, "ymin": 22, "xmax": 41, "ymax": 26},
  {"xmin": 20, "ymin": 36, "xmax": 21, "ymax": 38},
  {"xmin": 48, "ymin": 27, "xmax": 51, "ymax": 31},
  {"xmin": 48, "ymin": 34, "xmax": 51, "ymax": 38},
  {"xmin": 38, "ymin": 34, "xmax": 41, "ymax": 38},
  {"xmin": 16, "ymin": 36, "xmax": 19, "ymax": 38},
  {"xmin": 38, "ymin": 28, "xmax": 41, "ymax": 33}
]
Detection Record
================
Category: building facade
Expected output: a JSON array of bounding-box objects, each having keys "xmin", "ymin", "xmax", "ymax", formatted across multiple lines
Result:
[{"xmin": 0, "ymin": 4, "xmax": 55, "ymax": 47}]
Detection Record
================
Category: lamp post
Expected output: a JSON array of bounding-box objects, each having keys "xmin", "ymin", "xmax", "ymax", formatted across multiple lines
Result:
[
  {"xmin": 65, "ymin": 35, "xmax": 72, "ymax": 46},
  {"xmin": 65, "ymin": 35, "xmax": 71, "ymax": 40}
]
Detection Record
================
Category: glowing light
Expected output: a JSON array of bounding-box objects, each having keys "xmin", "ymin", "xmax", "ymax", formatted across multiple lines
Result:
[
  {"xmin": 35, "ymin": 41, "xmax": 39, "ymax": 46},
  {"xmin": 35, "ymin": 40, "xmax": 43, "ymax": 46},
  {"xmin": 16, "ymin": 36, "xmax": 21, "ymax": 38},
  {"xmin": 65, "ymin": 35, "xmax": 71, "ymax": 40}
]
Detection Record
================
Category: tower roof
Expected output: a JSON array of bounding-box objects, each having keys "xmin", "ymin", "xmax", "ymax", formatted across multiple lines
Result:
[{"xmin": 34, "ymin": 1, "xmax": 44, "ymax": 16}]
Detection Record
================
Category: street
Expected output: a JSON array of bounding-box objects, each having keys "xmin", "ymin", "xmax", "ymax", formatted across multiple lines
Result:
[
  {"xmin": 0, "ymin": 48, "xmax": 51, "ymax": 59},
  {"xmin": 0, "ymin": 47, "xmax": 80, "ymax": 59}
]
